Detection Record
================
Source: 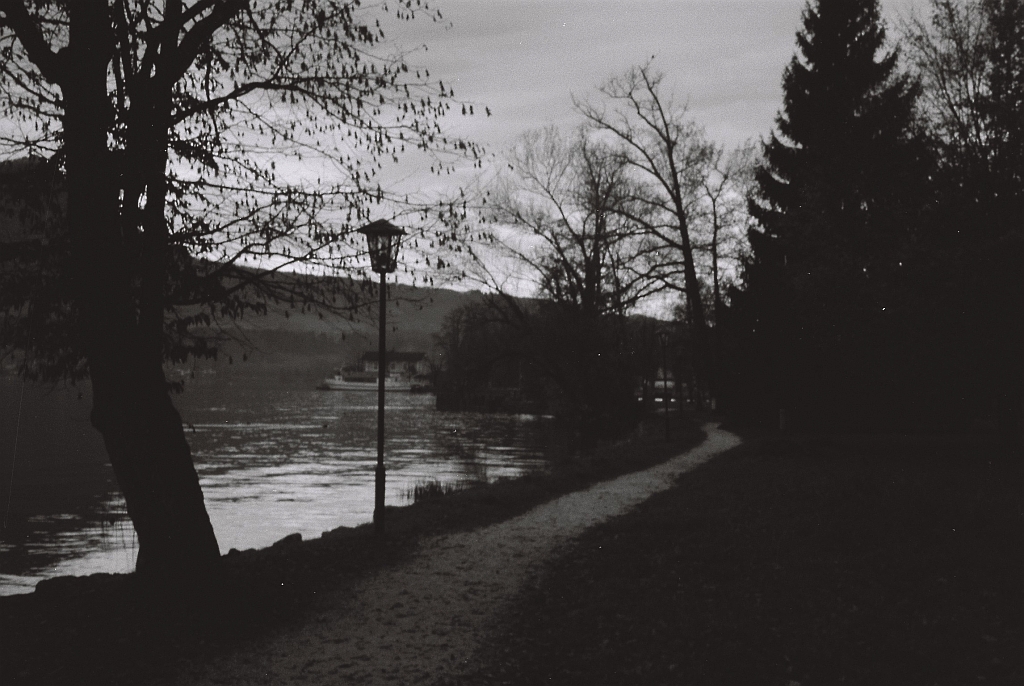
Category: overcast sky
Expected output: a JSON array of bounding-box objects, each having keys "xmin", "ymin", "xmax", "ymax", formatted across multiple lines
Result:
[
  {"xmin": 384, "ymin": 0, "xmax": 921, "ymax": 164},
  {"xmin": 373, "ymin": 0, "xmax": 922, "ymax": 303}
]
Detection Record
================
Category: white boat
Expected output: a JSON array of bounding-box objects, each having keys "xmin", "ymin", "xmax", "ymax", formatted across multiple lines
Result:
[{"xmin": 317, "ymin": 369, "xmax": 412, "ymax": 392}]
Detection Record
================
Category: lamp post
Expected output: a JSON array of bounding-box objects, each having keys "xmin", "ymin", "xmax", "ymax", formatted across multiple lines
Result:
[
  {"xmin": 658, "ymin": 329, "xmax": 671, "ymax": 442},
  {"xmin": 358, "ymin": 219, "xmax": 406, "ymax": 537}
]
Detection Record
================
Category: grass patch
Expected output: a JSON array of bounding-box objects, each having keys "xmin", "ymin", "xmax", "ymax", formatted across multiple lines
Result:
[
  {"xmin": 0, "ymin": 411, "xmax": 703, "ymax": 685},
  {"xmin": 458, "ymin": 434, "xmax": 1023, "ymax": 685},
  {"xmin": 404, "ymin": 478, "xmax": 478, "ymax": 503}
]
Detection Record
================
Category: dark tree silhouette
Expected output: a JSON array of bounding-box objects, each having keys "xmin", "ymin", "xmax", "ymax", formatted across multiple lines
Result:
[
  {"xmin": 735, "ymin": 0, "xmax": 928, "ymax": 429},
  {"xmin": 902, "ymin": 0, "xmax": 1023, "ymax": 438},
  {"xmin": 432, "ymin": 301, "xmax": 551, "ymax": 414},
  {"xmin": 689, "ymin": 143, "xmax": 756, "ymax": 407},
  {"xmin": 574, "ymin": 63, "xmax": 719, "ymax": 403},
  {"xmin": 695, "ymin": 144, "xmax": 756, "ymax": 329},
  {"xmin": 442, "ymin": 127, "xmax": 654, "ymax": 437},
  {"xmin": 905, "ymin": 0, "xmax": 1023, "ymax": 186},
  {"xmin": 0, "ymin": 1, "xmax": 476, "ymax": 577}
]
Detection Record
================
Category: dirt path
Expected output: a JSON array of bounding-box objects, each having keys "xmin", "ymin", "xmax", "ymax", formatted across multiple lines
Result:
[{"xmin": 173, "ymin": 424, "xmax": 741, "ymax": 685}]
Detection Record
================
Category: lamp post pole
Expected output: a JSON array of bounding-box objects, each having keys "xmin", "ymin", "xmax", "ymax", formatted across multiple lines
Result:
[
  {"xmin": 358, "ymin": 219, "xmax": 405, "ymax": 538},
  {"xmin": 375, "ymin": 269, "xmax": 386, "ymax": 535},
  {"xmin": 659, "ymin": 329, "xmax": 671, "ymax": 442}
]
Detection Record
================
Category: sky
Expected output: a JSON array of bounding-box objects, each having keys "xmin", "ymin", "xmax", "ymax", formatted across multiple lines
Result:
[
  {"xmin": 382, "ymin": 0, "xmax": 921, "ymax": 174},
  {"xmin": 370, "ymin": 0, "xmax": 922, "ymax": 307}
]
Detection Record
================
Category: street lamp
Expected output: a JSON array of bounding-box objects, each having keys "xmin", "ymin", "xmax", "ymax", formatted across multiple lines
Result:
[
  {"xmin": 657, "ymin": 329, "xmax": 671, "ymax": 442},
  {"xmin": 358, "ymin": 219, "xmax": 406, "ymax": 536}
]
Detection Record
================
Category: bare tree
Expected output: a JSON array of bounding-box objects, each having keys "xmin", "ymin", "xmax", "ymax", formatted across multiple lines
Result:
[
  {"xmin": 903, "ymin": 0, "xmax": 998, "ymax": 166},
  {"xmin": 479, "ymin": 127, "xmax": 658, "ymax": 317},
  {"xmin": 695, "ymin": 142, "xmax": 757, "ymax": 324},
  {"xmin": 574, "ymin": 62, "xmax": 717, "ymax": 395},
  {"xmin": 901, "ymin": 0, "xmax": 1023, "ymax": 438},
  {"xmin": 0, "ymin": 0, "xmax": 476, "ymax": 577},
  {"xmin": 903, "ymin": 0, "xmax": 1023, "ymax": 191},
  {"xmin": 443, "ymin": 126, "xmax": 657, "ymax": 435}
]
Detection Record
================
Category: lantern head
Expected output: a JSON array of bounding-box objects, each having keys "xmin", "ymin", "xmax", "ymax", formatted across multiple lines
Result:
[{"xmin": 358, "ymin": 219, "xmax": 406, "ymax": 274}]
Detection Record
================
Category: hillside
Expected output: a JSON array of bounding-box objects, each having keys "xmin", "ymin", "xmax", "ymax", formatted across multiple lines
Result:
[{"xmin": 174, "ymin": 282, "xmax": 486, "ymax": 390}]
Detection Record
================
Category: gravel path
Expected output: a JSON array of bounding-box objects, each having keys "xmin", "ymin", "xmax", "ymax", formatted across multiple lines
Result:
[{"xmin": 174, "ymin": 424, "xmax": 740, "ymax": 685}]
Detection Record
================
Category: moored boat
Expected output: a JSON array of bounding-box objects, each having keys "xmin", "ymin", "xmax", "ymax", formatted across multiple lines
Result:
[
  {"xmin": 317, "ymin": 351, "xmax": 434, "ymax": 393},
  {"xmin": 317, "ymin": 370, "xmax": 412, "ymax": 392}
]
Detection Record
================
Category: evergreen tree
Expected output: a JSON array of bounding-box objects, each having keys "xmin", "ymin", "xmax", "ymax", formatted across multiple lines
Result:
[{"xmin": 735, "ymin": 0, "xmax": 927, "ymax": 429}]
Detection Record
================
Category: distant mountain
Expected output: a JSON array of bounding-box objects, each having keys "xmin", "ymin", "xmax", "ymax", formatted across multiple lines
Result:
[
  {"xmin": 175, "ymin": 282, "xmax": 487, "ymax": 389},
  {"xmin": 0, "ymin": 159, "xmax": 488, "ymax": 388},
  {"xmin": 232, "ymin": 281, "xmax": 481, "ymax": 339}
]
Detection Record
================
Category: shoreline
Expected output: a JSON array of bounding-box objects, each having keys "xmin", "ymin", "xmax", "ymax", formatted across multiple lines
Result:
[
  {"xmin": 170, "ymin": 424, "xmax": 739, "ymax": 685},
  {"xmin": 1, "ymin": 411, "xmax": 706, "ymax": 685},
  {"xmin": 2, "ymin": 420, "xmax": 1019, "ymax": 685}
]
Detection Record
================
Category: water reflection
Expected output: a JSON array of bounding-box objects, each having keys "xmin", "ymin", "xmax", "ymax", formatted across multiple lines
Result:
[{"xmin": 0, "ymin": 387, "xmax": 552, "ymax": 595}]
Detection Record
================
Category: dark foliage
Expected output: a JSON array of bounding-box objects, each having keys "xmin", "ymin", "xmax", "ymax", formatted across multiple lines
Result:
[
  {"xmin": 433, "ymin": 301, "xmax": 551, "ymax": 414},
  {"xmin": 0, "ymin": 157, "xmax": 81, "ymax": 380},
  {"xmin": 900, "ymin": 0, "xmax": 1023, "ymax": 437},
  {"xmin": 724, "ymin": 0, "xmax": 1021, "ymax": 437},
  {"xmin": 434, "ymin": 298, "xmax": 662, "ymax": 441},
  {"xmin": 733, "ymin": 0, "xmax": 928, "ymax": 431}
]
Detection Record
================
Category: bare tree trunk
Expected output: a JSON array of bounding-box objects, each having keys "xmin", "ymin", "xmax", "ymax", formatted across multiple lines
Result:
[
  {"xmin": 673, "ymin": 206, "xmax": 711, "ymax": 409},
  {"xmin": 710, "ymin": 193, "xmax": 722, "ymax": 408},
  {"xmin": 89, "ymin": 353, "xmax": 221, "ymax": 576},
  {"xmin": 62, "ymin": 2, "xmax": 219, "ymax": 578}
]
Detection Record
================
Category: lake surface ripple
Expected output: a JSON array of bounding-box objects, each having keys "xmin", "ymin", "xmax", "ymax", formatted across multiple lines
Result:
[{"xmin": 0, "ymin": 384, "xmax": 554, "ymax": 595}]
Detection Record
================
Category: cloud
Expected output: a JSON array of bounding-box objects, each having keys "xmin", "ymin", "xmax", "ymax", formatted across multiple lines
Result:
[
  {"xmin": 387, "ymin": 0, "xmax": 807, "ymax": 150},
  {"xmin": 375, "ymin": 0, "xmax": 920, "ymax": 197}
]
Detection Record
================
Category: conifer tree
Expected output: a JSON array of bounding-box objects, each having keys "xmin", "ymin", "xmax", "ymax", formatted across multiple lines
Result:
[{"xmin": 736, "ymin": 0, "xmax": 926, "ymax": 429}]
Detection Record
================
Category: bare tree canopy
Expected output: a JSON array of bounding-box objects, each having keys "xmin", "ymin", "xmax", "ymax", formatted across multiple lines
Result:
[
  {"xmin": 472, "ymin": 126, "xmax": 659, "ymax": 317},
  {"xmin": 574, "ymin": 62, "xmax": 719, "ymax": 397},
  {"xmin": 0, "ymin": 0, "xmax": 478, "ymax": 577},
  {"xmin": 0, "ymin": 0, "xmax": 479, "ymax": 379}
]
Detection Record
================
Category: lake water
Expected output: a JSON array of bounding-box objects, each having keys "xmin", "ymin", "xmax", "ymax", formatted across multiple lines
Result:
[{"xmin": 0, "ymin": 380, "xmax": 554, "ymax": 595}]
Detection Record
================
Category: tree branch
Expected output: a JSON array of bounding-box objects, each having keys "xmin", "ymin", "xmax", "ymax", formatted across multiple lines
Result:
[{"xmin": 0, "ymin": 0, "xmax": 64, "ymax": 83}]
